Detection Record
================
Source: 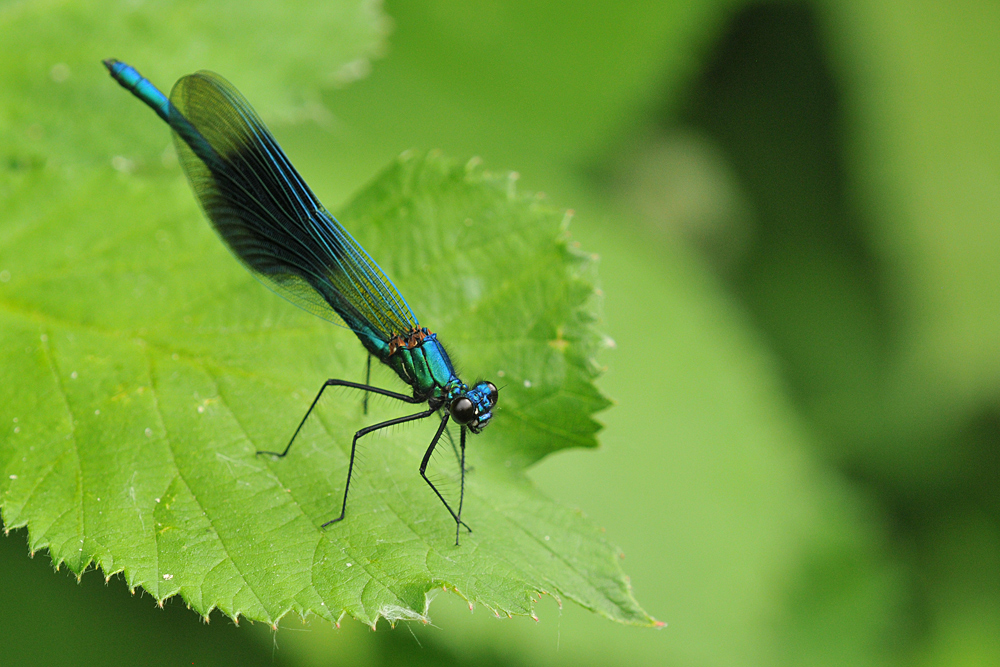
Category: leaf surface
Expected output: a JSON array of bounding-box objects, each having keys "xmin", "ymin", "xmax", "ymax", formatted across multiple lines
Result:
[{"xmin": 0, "ymin": 148, "xmax": 651, "ymax": 626}]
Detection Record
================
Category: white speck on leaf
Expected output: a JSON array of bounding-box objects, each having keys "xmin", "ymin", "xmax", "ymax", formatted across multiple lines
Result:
[
  {"xmin": 50, "ymin": 63, "xmax": 71, "ymax": 82},
  {"xmin": 111, "ymin": 155, "xmax": 135, "ymax": 173}
]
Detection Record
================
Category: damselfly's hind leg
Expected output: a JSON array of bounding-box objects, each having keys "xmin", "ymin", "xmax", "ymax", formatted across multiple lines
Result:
[
  {"xmin": 322, "ymin": 407, "xmax": 436, "ymax": 527},
  {"xmin": 258, "ymin": 378, "xmax": 470, "ymax": 539},
  {"xmin": 256, "ymin": 378, "xmax": 421, "ymax": 458}
]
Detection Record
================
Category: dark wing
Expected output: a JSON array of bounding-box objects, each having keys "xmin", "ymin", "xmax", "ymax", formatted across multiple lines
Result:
[{"xmin": 166, "ymin": 70, "xmax": 418, "ymax": 339}]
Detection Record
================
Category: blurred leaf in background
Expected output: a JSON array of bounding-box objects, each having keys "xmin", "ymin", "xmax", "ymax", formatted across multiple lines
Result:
[{"xmin": 2, "ymin": 0, "xmax": 999, "ymax": 666}]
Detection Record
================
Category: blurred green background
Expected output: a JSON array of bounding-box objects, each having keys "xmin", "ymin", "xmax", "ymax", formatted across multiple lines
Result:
[{"xmin": 2, "ymin": 0, "xmax": 999, "ymax": 665}]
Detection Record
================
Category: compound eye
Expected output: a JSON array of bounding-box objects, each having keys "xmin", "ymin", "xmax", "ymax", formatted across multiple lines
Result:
[
  {"xmin": 450, "ymin": 396, "xmax": 476, "ymax": 424},
  {"xmin": 485, "ymin": 382, "xmax": 499, "ymax": 407}
]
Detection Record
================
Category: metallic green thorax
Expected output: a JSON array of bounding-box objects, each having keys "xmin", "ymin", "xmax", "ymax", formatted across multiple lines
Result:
[
  {"xmin": 335, "ymin": 300, "xmax": 462, "ymax": 402},
  {"xmin": 384, "ymin": 334, "xmax": 464, "ymax": 402}
]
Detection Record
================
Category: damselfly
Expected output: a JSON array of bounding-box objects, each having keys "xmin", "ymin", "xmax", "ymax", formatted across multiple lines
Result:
[{"xmin": 104, "ymin": 59, "xmax": 497, "ymax": 544}]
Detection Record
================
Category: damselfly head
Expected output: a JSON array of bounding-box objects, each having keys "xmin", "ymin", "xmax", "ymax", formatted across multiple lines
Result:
[{"xmin": 450, "ymin": 381, "xmax": 498, "ymax": 433}]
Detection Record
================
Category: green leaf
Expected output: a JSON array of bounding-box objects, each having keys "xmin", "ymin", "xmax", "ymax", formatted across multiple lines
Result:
[{"xmin": 0, "ymin": 147, "xmax": 654, "ymax": 627}]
